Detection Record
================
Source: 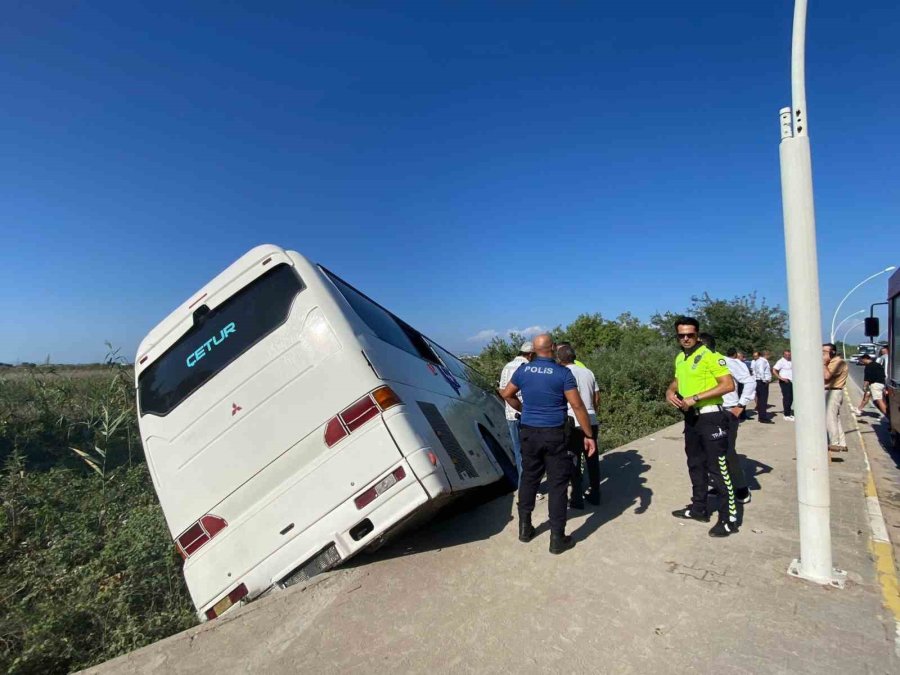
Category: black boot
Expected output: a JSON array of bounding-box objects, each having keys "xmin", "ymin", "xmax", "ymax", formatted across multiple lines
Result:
[
  {"xmin": 549, "ymin": 532, "xmax": 574, "ymax": 554},
  {"xmin": 518, "ymin": 514, "xmax": 535, "ymax": 543}
]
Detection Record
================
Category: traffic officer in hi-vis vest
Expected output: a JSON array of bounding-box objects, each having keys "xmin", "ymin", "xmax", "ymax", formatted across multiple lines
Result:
[
  {"xmin": 664, "ymin": 317, "xmax": 739, "ymax": 537},
  {"xmin": 500, "ymin": 333, "xmax": 596, "ymax": 554}
]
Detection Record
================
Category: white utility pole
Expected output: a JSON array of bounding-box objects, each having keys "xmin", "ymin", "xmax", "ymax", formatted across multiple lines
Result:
[{"xmin": 778, "ymin": 0, "xmax": 845, "ymax": 588}]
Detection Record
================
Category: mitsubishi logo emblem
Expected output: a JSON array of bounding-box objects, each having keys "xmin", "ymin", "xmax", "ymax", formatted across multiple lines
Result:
[{"xmin": 231, "ymin": 403, "xmax": 242, "ymax": 416}]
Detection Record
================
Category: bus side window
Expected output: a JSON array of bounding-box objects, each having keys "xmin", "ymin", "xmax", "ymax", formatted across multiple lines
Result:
[
  {"xmin": 426, "ymin": 340, "xmax": 467, "ymax": 381},
  {"xmin": 397, "ymin": 319, "xmax": 441, "ymax": 364},
  {"xmin": 323, "ymin": 269, "xmax": 438, "ymax": 364}
]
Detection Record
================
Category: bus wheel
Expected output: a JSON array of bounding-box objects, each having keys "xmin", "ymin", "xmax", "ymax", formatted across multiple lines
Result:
[{"xmin": 478, "ymin": 425, "xmax": 518, "ymax": 491}]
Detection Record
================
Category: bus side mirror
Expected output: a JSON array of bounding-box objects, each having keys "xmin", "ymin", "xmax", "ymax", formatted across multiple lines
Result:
[{"xmin": 864, "ymin": 317, "xmax": 879, "ymax": 338}]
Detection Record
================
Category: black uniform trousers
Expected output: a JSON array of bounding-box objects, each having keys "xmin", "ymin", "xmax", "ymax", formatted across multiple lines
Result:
[
  {"xmin": 518, "ymin": 424, "xmax": 572, "ymax": 535},
  {"xmin": 568, "ymin": 423, "xmax": 600, "ymax": 504},
  {"xmin": 780, "ymin": 380, "xmax": 794, "ymax": 417},
  {"xmin": 684, "ymin": 409, "xmax": 737, "ymax": 522},
  {"xmin": 756, "ymin": 380, "xmax": 769, "ymax": 421},
  {"xmin": 724, "ymin": 411, "xmax": 748, "ymax": 491}
]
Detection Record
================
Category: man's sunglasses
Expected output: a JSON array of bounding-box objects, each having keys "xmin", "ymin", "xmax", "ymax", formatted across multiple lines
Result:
[{"xmin": 676, "ymin": 333, "xmax": 698, "ymax": 341}]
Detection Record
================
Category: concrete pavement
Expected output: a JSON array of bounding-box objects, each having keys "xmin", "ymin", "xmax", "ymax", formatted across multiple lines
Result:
[
  {"xmin": 846, "ymin": 366, "xmax": 900, "ymax": 596},
  {"xmin": 86, "ymin": 386, "xmax": 900, "ymax": 674}
]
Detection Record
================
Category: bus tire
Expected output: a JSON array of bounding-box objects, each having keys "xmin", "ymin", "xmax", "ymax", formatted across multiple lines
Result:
[{"xmin": 478, "ymin": 425, "xmax": 518, "ymax": 491}]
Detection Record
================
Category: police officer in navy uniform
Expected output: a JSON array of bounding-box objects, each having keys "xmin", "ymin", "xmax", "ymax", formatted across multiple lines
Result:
[{"xmin": 500, "ymin": 333, "xmax": 596, "ymax": 554}]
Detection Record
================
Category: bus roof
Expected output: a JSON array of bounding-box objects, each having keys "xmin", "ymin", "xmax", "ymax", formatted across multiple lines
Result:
[{"xmin": 135, "ymin": 244, "xmax": 306, "ymax": 380}]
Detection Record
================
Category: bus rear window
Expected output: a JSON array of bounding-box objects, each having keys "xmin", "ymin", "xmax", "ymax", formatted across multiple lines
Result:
[{"xmin": 138, "ymin": 264, "xmax": 304, "ymax": 416}]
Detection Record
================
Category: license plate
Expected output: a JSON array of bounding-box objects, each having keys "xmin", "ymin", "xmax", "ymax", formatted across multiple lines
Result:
[{"xmin": 279, "ymin": 543, "xmax": 342, "ymax": 588}]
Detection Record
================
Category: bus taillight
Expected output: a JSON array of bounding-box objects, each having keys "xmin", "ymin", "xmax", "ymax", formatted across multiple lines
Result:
[
  {"xmin": 354, "ymin": 466, "xmax": 406, "ymax": 510},
  {"xmin": 372, "ymin": 385, "xmax": 401, "ymax": 411},
  {"xmin": 323, "ymin": 387, "xmax": 402, "ymax": 447},
  {"xmin": 341, "ymin": 397, "xmax": 380, "ymax": 431},
  {"xmin": 324, "ymin": 417, "xmax": 348, "ymax": 447},
  {"xmin": 205, "ymin": 583, "xmax": 248, "ymax": 620},
  {"xmin": 176, "ymin": 514, "xmax": 228, "ymax": 559}
]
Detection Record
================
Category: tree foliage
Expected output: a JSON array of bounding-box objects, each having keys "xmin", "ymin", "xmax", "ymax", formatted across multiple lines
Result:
[
  {"xmin": 465, "ymin": 313, "xmax": 684, "ymax": 452},
  {"xmin": 466, "ymin": 294, "xmax": 790, "ymax": 452},
  {"xmin": 651, "ymin": 293, "xmax": 789, "ymax": 354}
]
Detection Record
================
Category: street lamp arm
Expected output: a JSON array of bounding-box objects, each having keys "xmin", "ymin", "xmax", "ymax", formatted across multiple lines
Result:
[
  {"xmin": 832, "ymin": 310, "xmax": 865, "ymax": 341},
  {"xmin": 830, "ymin": 266, "xmax": 897, "ymax": 342},
  {"xmin": 841, "ymin": 320, "xmax": 866, "ymax": 348},
  {"xmin": 841, "ymin": 320, "xmax": 866, "ymax": 359}
]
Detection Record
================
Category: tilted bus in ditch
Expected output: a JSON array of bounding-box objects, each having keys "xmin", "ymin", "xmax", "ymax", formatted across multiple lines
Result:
[{"xmin": 134, "ymin": 244, "xmax": 517, "ymax": 620}]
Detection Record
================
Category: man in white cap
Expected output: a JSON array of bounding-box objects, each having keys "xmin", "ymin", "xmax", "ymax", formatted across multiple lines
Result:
[{"xmin": 498, "ymin": 340, "xmax": 535, "ymax": 480}]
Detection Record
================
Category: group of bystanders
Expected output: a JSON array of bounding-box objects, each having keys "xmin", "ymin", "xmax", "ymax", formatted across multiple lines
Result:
[
  {"xmin": 497, "ymin": 335, "xmax": 600, "ymax": 554},
  {"xmin": 492, "ymin": 322, "xmax": 887, "ymax": 554}
]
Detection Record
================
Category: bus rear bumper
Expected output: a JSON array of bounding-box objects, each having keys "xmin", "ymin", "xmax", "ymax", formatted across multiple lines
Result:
[
  {"xmin": 382, "ymin": 409, "xmax": 454, "ymax": 499},
  {"xmin": 194, "ymin": 449, "xmax": 447, "ymax": 621}
]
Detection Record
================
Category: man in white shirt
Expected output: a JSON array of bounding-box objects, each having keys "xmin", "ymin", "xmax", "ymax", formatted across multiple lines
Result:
[
  {"xmin": 773, "ymin": 349, "xmax": 794, "ymax": 420},
  {"xmin": 557, "ymin": 345, "xmax": 601, "ymax": 508},
  {"xmin": 498, "ymin": 341, "xmax": 534, "ymax": 481},
  {"xmin": 702, "ymin": 337, "xmax": 754, "ymax": 504},
  {"xmin": 877, "ymin": 345, "xmax": 889, "ymax": 375},
  {"xmin": 752, "ymin": 350, "xmax": 773, "ymax": 423}
]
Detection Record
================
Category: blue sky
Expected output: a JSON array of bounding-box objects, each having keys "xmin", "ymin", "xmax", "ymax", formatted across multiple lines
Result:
[{"xmin": 2, "ymin": 2, "xmax": 898, "ymax": 363}]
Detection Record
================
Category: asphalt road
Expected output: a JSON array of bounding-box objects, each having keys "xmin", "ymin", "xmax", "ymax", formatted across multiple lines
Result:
[{"xmin": 848, "ymin": 361, "xmax": 865, "ymax": 394}]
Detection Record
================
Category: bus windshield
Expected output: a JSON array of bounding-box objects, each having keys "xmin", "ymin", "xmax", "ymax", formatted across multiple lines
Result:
[{"xmin": 138, "ymin": 264, "xmax": 304, "ymax": 416}]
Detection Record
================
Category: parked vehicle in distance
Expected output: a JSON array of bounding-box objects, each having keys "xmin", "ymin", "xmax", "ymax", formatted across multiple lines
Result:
[
  {"xmin": 135, "ymin": 244, "xmax": 517, "ymax": 620},
  {"xmin": 857, "ymin": 342, "xmax": 880, "ymax": 358},
  {"xmin": 850, "ymin": 342, "xmax": 885, "ymax": 365}
]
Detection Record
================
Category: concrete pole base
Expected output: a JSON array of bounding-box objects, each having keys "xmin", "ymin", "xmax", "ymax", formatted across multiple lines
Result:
[{"xmin": 788, "ymin": 558, "xmax": 847, "ymax": 589}]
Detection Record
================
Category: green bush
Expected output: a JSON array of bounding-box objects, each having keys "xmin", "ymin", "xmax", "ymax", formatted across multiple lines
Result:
[
  {"xmin": 465, "ymin": 314, "xmax": 683, "ymax": 451},
  {"xmin": 0, "ymin": 364, "xmax": 195, "ymax": 674},
  {"xmin": 584, "ymin": 340, "xmax": 682, "ymax": 450},
  {"xmin": 0, "ymin": 460, "xmax": 195, "ymax": 674}
]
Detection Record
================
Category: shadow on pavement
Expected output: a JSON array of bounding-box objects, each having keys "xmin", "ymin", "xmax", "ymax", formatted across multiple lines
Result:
[
  {"xmin": 741, "ymin": 455, "xmax": 773, "ymax": 492},
  {"xmin": 346, "ymin": 484, "xmax": 516, "ymax": 566},
  {"xmin": 567, "ymin": 449, "xmax": 652, "ymax": 544},
  {"xmin": 858, "ymin": 414, "xmax": 900, "ymax": 470}
]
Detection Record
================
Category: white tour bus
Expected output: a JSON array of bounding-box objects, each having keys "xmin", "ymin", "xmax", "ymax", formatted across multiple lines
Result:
[{"xmin": 135, "ymin": 244, "xmax": 517, "ymax": 621}]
